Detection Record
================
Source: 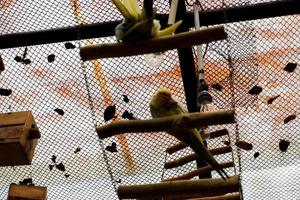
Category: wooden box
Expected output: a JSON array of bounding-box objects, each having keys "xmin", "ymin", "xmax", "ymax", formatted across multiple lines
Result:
[
  {"xmin": 8, "ymin": 184, "xmax": 47, "ymax": 200},
  {"xmin": 0, "ymin": 111, "xmax": 40, "ymax": 166}
]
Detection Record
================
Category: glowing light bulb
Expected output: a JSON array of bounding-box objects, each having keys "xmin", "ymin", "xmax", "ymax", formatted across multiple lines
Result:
[{"xmin": 144, "ymin": 52, "xmax": 164, "ymax": 67}]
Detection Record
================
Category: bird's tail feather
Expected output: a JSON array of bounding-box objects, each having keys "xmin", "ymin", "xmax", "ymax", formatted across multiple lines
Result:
[
  {"xmin": 212, "ymin": 161, "xmax": 230, "ymax": 180},
  {"xmin": 189, "ymin": 131, "xmax": 230, "ymax": 180}
]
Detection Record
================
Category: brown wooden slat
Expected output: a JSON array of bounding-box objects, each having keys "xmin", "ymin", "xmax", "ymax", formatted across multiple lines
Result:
[
  {"xmin": 0, "ymin": 112, "xmax": 30, "ymax": 127},
  {"xmin": 166, "ymin": 129, "xmax": 229, "ymax": 154},
  {"xmin": 162, "ymin": 162, "xmax": 234, "ymax": 181},
  {"xmin": 164, "ymin": 146, "xmax": 232, "ymax": 169}
]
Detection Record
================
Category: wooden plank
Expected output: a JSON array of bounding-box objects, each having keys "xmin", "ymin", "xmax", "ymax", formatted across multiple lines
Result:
[
  {"xmin": 0, "ymin": 112, "xmax": 30, "ymax": 127},
  {"xmin": 8, "ymin": 184, "xmax": 47, "ymax": 200},
  {"xmin": 0, "ymin": 126, "xmax": 23, "ymax": 140}
]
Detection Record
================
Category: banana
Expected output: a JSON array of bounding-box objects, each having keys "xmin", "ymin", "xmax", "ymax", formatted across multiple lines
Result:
[
  {"xmin": 123, "ymin": 0, "xmax": 139, "ymax": 21},
  {"xmin": 111, "ymin": 0, "xmax": 136, "ymax": 21},
  {"xmin": 155, "ymin": 20, "xmax": 183, "ymax": 37}
]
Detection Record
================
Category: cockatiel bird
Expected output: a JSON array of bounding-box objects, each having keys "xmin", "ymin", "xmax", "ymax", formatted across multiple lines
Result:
[
  {"xmin": 111, "ymin": 0, "xmax": 182, "ymax": 42},
  {"xmin": 150, "ymin": 88, "xmax": 229, "ymax": 180}
]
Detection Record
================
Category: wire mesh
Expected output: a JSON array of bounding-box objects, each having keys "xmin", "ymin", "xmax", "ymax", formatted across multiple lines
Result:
[{"xmin": 0, "ymin": 0, "xmax": 299, "ymax": 200}]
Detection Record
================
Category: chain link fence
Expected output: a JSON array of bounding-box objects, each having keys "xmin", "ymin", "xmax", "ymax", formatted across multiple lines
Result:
[{"xmin": 0, "ymin": 0, "xmax": 299, "ymax": 199}]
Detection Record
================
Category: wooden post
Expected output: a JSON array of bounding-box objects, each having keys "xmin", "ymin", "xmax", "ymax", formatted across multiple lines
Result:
[
  {"xmin": 97, "ymin": 110, "xmax": 235, "ymax": 139},
  {"xmin": 80, "ymin": 25, "xmax": 227, "ymax": 60},
  {"xmin": 117, "ymin": 175, "xmax": 239, "ymax": 199}
]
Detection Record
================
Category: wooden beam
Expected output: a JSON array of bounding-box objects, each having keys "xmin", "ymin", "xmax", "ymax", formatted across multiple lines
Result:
[
  {"xmin": 117, "ymin": 175, "xmax": 239, "ymax": 199},
  {"xmin": 166, "ymin": 129, "xmax": 229, "ymax": 154},
  {"xmin": 80, "ymin": 25, "xmax": 227, "ymax": 60},
  {"xmin": 97, "ymin": 110, "xmax": 235, "ymax": 139},
  {"xmin": 186, "ymin": 193, "xmax": 240, "ymax": 200},
  {"xmin": 164, "ymin": 146, "xmax": 232, "ymax": 169},
  {"xmin": 162, "ymin": 162, "xmax": 234, "ymax": 181}
]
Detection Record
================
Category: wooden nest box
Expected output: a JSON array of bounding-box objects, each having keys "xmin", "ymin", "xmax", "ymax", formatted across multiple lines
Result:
[
  {"xmin": 0, "ymin": 111, "xmax": 40, "ymax": 166},
  {"xmin": 8, "ymin": 184, "xmax": 47, "ymax": 200}
]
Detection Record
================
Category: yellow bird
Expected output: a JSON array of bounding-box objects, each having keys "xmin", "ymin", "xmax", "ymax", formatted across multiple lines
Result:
[{"xmin": 150, "ymin": 88, "xmax": 229, "ymax": 180}]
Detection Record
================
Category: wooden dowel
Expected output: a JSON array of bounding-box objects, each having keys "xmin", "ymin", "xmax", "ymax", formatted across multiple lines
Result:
[
  {"xmin": 164, "ymin": 146, "xmax": 232, "ymax": 169},
  {"xmin": 166, "ymin": 142, "xmax": 187, "ymax": 154},
  {"xmin": 162, "ymin": 161, "xmax": 234, "ymax": 181},
  {"xmin": 166, "ymin": 129, "xmax": 229, "ymax": 154},
  {"xmin": 97, "ymin": 110, "xmax": 235, "ymax": 139},
  {"xmin": 80, "ymin": 25, "xmax": 227, "ymax": 60},
  {"xmin": 117, "ymin": 175, "xmax": 239, "ymax": 199},
  {"xmin": 209, "ymin": 129, "xmax": 229, "ymax": 139},
  {"xmin": 187, "ymin": 193, "xmax": 241, "ymax": 200}
]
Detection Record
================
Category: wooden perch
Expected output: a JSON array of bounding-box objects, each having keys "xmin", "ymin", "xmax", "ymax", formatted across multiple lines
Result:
[
  {"xmin": 162, "ymin": 161, "xmax": 234, "ymax": 181},
  {"xmin": 80, "ymin": 25, "xmax": 227, "ymax": 60},
  {"xmin": 187, "ymin": 193, "xmax": 240, "ymax": 200},
  {"xmin": 97, "ymin": 110, "xmax": 235, "ymax": 139},
  {"xmin": 166, "ymin": 129, "xmax": 229, "ymax": 154},
  {"xmin": 164, "ymin": 146, "xmax": 232, "ymax": 169},
  {"xmin": 117, "ymin": 175, "xmax": 239, "ymax": 199}
]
